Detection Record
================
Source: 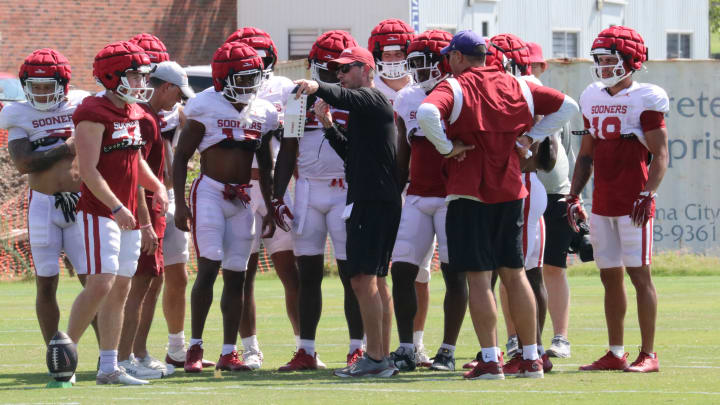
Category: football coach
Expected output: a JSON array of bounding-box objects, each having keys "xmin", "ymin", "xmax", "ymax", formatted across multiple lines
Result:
[{"xmin": 294, "ymin": 46, "xmax": 401, "ymax": 379}]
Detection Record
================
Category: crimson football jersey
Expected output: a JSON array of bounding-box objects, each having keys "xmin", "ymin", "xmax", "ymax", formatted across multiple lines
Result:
[
  {"xmin": 138, "ymin": 103, "xmax": 166, "ymax": 237},
  {"xmin": 73, "ymin": 95, "xmax": 145, "ymax": 219},
  {"xmin": 580, "ymin": 81, "xmax": 669, "ymax": 216}
]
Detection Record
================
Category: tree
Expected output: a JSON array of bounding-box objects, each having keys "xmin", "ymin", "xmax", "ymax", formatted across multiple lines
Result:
[{"xmin": 711, "ymin": 0, "xmax": 720, "ymax": 33}]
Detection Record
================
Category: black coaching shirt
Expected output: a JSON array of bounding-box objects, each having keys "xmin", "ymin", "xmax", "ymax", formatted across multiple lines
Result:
[{"xmin": 316, "ymin": 82, "xmax": 401, "ymax": 205}]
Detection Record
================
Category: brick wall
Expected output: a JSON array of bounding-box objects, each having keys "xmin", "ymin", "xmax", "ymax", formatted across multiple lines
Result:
[{"xmin": 0, "ymin": 0, "xmax": 237, "ymax": 90}]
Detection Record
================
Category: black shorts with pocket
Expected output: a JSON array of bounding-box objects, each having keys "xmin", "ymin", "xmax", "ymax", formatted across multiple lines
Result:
[
  {"xmin": 344, "ymin": 200, "xmax": 402, "ymax": 278},
  {"xmin": 446, "ymin": 198, "xmax": 524, "ymax": 272},
  {"xmin": 542, "ymin": 194, "xmax": 575, "ymax": 268}
]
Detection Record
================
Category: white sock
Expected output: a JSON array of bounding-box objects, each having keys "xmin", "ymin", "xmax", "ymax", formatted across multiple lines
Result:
[
  {"xmin": 168, "ymin": 331, "xmax": 185, "ymax": 351},
  {"xmin": 299, "ymin": 339, "xmax": 316, "ymax": 356},
  {"xmin": 189, "ymin": 338, "xmax": 202, "ymax": 348},
  {"xmin": 647, "ymin": 352, "xmax": 656, "ymax": 358},
  {"xmin": 413, "ymin": 331, "xmax": 424, "ymax": 347},
  {"xmin": 481, "ymin": 347, "xmax": 499, "ymax": 363},
  {"xmin": 349, "ymin": 339, "xmax": 363, "ymax": 354},
  {"xmin": 400, "ymin": 342, "xmax": 415, "ymax": 351},
  {"xmin": 221, "ymin": 344, "xmax": 236, "ymax": 356},
  {"xmin": 439, "ymin": 343, "xmax": 456, "ymax": 355},
  {"xmin": 609, "ymin": 345, "xmax": 625, "ymax": 358},
  {"xmin": 538, "ymin": 345, "xmax": 546, "ymax": 356},
  {"xmin": 241, "ymin": 335, "xmax": 259, "ymax": 352},
  {"xmin": 99, "ymin": 349, "xmax": 118, "ymax": 374},
  {"xmin": 523, "ymin": 344, "xmax": 539, "ymax": 361},
  {"xmin": 295, "ymin": 335, "xmax": 300, "ymax": 350}
]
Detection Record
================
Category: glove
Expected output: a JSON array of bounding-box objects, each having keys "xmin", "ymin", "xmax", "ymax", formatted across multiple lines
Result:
[
  {"xmin": 565, "ymin": 194, "xmax": 588, "ymax": 233},
  {"xmin": 54, "ymin": 192, "xmax": 80, "ymax": 223},
  {"xmin": 631, "ymin": 191, "xmax": 656, "ymax": 228},
  {"xmin": 272, "ymin": 197, "xmax": 294, "ymax": 232}
]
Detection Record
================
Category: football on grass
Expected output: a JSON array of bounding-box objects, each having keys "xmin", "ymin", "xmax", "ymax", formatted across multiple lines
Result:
[{"xmin": 46, "ymin": 331, "xmax": 77, "ymax": 382}]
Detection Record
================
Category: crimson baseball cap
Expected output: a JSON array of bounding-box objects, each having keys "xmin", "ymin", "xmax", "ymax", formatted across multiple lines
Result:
[
  {"xmin": 327, "ymin": 46, "xmax": 376, "ymax": 71},
  {"xmin": 440, "ymin": 30, "xmax": 487, "ymax": 56},
  {"xmin": 527, "ymin": 42, "xmax": 546, "ymax": 65}
]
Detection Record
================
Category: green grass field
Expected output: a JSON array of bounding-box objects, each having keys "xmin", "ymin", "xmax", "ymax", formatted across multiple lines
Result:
[{"xmin": 1, "ymin": 273, "xmax": 719, "ymax": 404}]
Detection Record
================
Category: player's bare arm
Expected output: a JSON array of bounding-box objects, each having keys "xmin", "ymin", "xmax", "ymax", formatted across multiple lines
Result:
[
  {"xmin": 255, "ymin": 133, "xmax": 277, "ymax": 238},
  {"xmin": 395, "ymin": 116, "xmax": 411, "ymax": 187},
  {"xmin": 136, "ymin": 186, "xmax": 158, "ymax": 255},
  {"xmin": 272, "ymin": 137, "xmax": 298, "ymax": 200},
  {"xmin": 138, "ymin": 155, "xmax": 169, "ymax": 214},
  {"xmin": 569, "ymin": 135, "xmax": 596, "ymax": 196},
  {"xmin": 8, "ymin": 136, "xmax": 74, "ymax": 174},
  {"xmin": 75, "ymin": 120, "xmax": 135, "ymax": 230},
  {"xmin": 642, "ymin": 127, "xmax": 669, "ymax": 194},
  {"xmin": 172, "ymin": 119, "xmax": 205, "ymax": 232}
]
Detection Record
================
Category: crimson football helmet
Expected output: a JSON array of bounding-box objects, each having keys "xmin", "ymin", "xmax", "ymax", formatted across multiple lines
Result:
[
  {"xmin": 368, "ymin": 19, "xmax": 415, "ymax": 79},
  {"xmin": 590, "ymin": 26, "xmax": 647, "ymax": 87},
  {"xmin": 308, "ymin": 30, "xmax": 358, "ymax": 84},
  {"xmin": 19, "ymin": 48, "xmax": 71, "ymax": 111},
  {"xmin": 129, "ymin": 33, "xmax": 170, "ymax": 64},
  {"xmin": 486, "ymin": 33, "xmax": 532, "ymax": 77},
  {"xmin": 406, "ymin": 30, "xmax": 452, "ymax": 92},
  {"xmin": 212, "ymin": 41, "xmax": 264, "ymax": 104},
  {"xmin": 225, "ymin": 27, "xmax": 277, "ymax": 80},
  {"xmin": 93, "ymin": 41, "xmax": 153, "ymax": 103}
]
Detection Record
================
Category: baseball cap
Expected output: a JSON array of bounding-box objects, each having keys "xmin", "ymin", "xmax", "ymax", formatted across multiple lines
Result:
[
  {"xmin": 527, "ymin": 42, "xmax": 546, "ymax": 65},
  {"xmin": 440, "ymin": 30, "xmax": 486, "ymax": 56},
  {"xmin": 327, "ymin": 46, "xmax": 376, "ymax": 71},
  {"xmin": 151, "ymin": 61, "xmax": 195, "ymax": 99}
]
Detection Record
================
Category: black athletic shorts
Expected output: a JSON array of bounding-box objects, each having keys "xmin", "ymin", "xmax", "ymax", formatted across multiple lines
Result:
[
  {"xmin": 344, "ymin": 200, "xmax": 401, "ymax": 278},
  {"xmin": 446, "ymin": 198, "xmax": 524, "ymax": 272},
  {"xmin": 542, "ymin": 194, "xmax": 574, "ymax": 268}
]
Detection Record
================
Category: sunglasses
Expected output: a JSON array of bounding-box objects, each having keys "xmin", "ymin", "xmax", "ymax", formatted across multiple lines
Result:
[{"xmin": 338, "ymin": 62, "xmax": 365, "ymax": 74}]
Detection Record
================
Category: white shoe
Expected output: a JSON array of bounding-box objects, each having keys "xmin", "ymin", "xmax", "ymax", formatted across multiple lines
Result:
[
  {"xmin": 96, "ymin": 368, "xmax": 149, "ymax": 385},
  {"xmin": 242, "ymin": 347, "xmax": 264, "ymax": 370},
  {"xmin": 547, "ymin": 335, "xmax": 571, "ymax": 358},
  {"xmin": 118, "ymin": 359, "xmax": 163, "ymax": 380},
  {"xmin": 69, "ymin": 374, "xmax": 76, "ymax": 385},
  {"xmin": 415, "ymin": 344, "xmax": 432, "ymax": 367},
  {"xmin": 135, "ymin": 353, "xmax": 173, "ymax": 376},
  {"xmin": 316, "ymin": 354, "xmax": 327, "ymax": 369}
]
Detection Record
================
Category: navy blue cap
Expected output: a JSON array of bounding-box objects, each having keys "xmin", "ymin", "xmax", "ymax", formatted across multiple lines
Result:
[{"xmin": 440, "ymin": 30, "xmax": 487, "ymax": 56}]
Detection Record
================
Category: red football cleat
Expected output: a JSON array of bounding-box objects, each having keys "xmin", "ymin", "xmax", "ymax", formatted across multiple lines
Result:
[
  {"xmin": 347, "ymin": 348, "xmax": 364, "ymax": 366},
  {"xmin": 463, "ymin": 358, "xmax": 504, "ymax": 380},
  {"xmin": 216, "ymin": 351, "xmax": 251, "ymax": 372},
  {"xmin": 624, "ymin": 352, "xmax": 659, "ymax": 373},
  {"xmin": 167, "ymin": 350, "xmax": 216, "ymax": 368},
  {"xmin": 278, "ymin": 349, "xmax": 318, "ymax": 372},
  {"xmin": 184, "ymin": 344, "xmax": 203, "ymax": 373},
  {"xmin": 542, "ymin": 353, "xmax": 553, "ymax": 373},
  {"xmin": 517, "ymin": 358, "xmax": 544, "ymax": 378},
  {"xmin": 502, "ymin": 352, "xmax": 523, "ymax": 376},
  {"xmin": 579, "ymin": 352, "xmax": 629, "ymax": 371}
]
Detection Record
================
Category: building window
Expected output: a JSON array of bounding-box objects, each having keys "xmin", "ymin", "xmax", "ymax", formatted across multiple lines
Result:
[
  {"xmin": 288, "ymin": 28, "xmax": 349, "ymax": 60},
  {"xmin": 667, "ymin": 33, "xmax": 691, "ymax": 58},
  {"xmin": 482, "ymin": 21, "xmax": 489, "ymax": 37},
  {"xmin": 552, "ymin": 31, "xmax": 578, "ymax": 58}
]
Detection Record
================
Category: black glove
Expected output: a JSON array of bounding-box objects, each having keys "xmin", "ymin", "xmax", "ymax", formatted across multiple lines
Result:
[{"xmin": 54, "ymin": 192, "xmax": 80, "ymax": 223}]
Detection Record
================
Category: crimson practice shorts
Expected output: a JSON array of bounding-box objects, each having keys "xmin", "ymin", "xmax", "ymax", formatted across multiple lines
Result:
[
  {"xmin": 589, "ymin": 213, "xmax": 653, "ymax": 269},
  {"xmin": 446, "ymin": 198, "xmax": 524, "ymax": 272}
]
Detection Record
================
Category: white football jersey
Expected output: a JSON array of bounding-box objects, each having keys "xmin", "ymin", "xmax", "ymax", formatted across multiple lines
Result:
[
  {"xmin": 374, "ymin": 75, "xmax": 414, "ymax": 106},
  {"xmin": 394, "ymin": 85, "xmax": 433, "ymax": 142},
  {"xmin": 251, "ymin": 74, "xmax": 295, "ymax": 169},
  {"xmin": 296, "ymin": 99, "xmax": 349, "ymax": 179},
  {"xmin": 158, "ymin": 102, "xmax": 181, "ymax": 133},
  {"xmin": 579, "ymin": 81, "xmax": 669, "ymax": 149},
  {"xmin": 183, "ymin": 88, "xmax": 279, "ymax": 153},
  {"xmin": 0, "ymin": 90, "xmax": 89, "ymax": 151}
]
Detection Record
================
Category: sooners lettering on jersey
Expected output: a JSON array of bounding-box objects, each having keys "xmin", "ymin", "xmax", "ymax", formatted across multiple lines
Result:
[
  {"xmin": 0, "ymin": 90, "xmax": 89, "ymax": 151},
  {"xmin": 394, "ymin": 85, "xmax": 445, "ymax": 197},
  {"xmin": 580, "ymin": 81, "xmax": 669, "ymax": 216},
  {"xmin": 72, "ymin": 94, "xmax": 146, "ymax": 219},
  {"xmin": 183, "ymin": 87, "xmax": 279, "ymax": 152}
]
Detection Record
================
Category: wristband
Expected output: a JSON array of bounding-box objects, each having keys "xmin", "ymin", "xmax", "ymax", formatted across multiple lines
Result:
[
  {"xmin": 111, "ymin": 205, "xmax": 123, "ymax": 214},
  {"xmin": 140, "ymin": 223, "xmax": 152, "ymax": 230}
]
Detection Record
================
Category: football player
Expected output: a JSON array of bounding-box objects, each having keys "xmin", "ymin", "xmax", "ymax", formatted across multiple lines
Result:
[
  {"xmin": 1, "ymin": 50, "xmax": 92, "ymax": 378},
  {"xmin": 369, "ymin": 19, "xmax": 416, "ymax": 104},
  {"xmin": 274, "ymin": 30, "xmax": 366, "ymax": 370},
  {"xmin": 223, "ymin": 27, "xmax": 300, "ymax": 369},
  {"xmin": 60, "ymin": 41, "xmax": 169, "ymax": 385},
  {"xmin": 389, "ymin": 30, "xmax": 468, "ymax": 372},
  {"xmin": 570, "ymin": 26, "xmax": 668, "ymax": 373},
  {"xmin": 173, "ymin": 42, "xmax": 278, "ymax": 373}
]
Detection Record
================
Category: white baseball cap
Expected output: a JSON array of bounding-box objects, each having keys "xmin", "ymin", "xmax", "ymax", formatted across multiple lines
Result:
[{"xmin": 151, "ymin": 61, "xmax": 195, "ymax": 99}]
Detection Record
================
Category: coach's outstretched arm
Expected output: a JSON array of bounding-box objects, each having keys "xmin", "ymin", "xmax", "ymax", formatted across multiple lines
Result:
[
  {"xmin": 294, "ymin": 79, "xmax": 380, "ymax": 114},
  {"xmin": 172, "ymin": 119, "xmax": 205, "ymax": 232}
]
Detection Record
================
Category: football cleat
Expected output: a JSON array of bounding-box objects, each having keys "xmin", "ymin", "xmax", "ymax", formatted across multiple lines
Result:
[
  {"xmin": 463, "ymin": 358, "xmax": 505, "ymax": 380},
  {"xmin": 316, "ymin": 354, "xmax": 327, "ymax": 369},
  {"xmin": 167, "ymin": 346, "xmax": 216, "ymax": 368},
  {"xmin": 624, "ymin": 352, "xmax": 659, "ymax": 373},
  {"xmin": 347, "ymin": 348, "xmax": 364, "ymax": 366},
  {"xmin": 216, "ymin": 351, "xmax": 251, "ymax": 372},
  {"xmin": 547, "ymin": 335, "xmax": 571, "ymax": 358},
  {"xmin": 118, "ymin": 359, "xmax": 163, "ymax": 380},
  {"xmin": 429, "ymin": 348, "xmax": 455, "ymax": 371},
  {"xmin": 184, "ymin": 344, "xmax": 204, "ymax": 373},
  {"xmin": 96, "ymin": 368, "xmax": 149, "ymax": 385},
  {"xmin": 389, "ymin": 346, "xmax": 416, "ymax": 372},
  {"xmin": 505, "ymin": 335, "xmax": 519, "ymax": 358},
  {"xmin": 502, "ymin": 352, "xmax": 523, "ymax": 376},
  {"xmin": 463, "ymin": 351, "xmax": 481, "ymax": 369},
  {"xmin": 516, "ymin": 358, "xmax": 544, "ymax": 378},
  {"xmin": 278, "ymin": 349, "xmax": 318, "ymax": 372},
  {"xmin": 415, "ymin": 344, "xmax": 432, "ymax": 367},
  {"xmin": 242, "ymin": 347, "xmax": 264, "ymax": 370},
  {"xmin": 541, "ymin": 353, "xmax": 553, "ymax": 373},
  {"xmin": 579, "ymin": 351, "xmax": 629, "ymax": 371},
  {"xmin": 134, "ymin": 354, "xmax": 173, "ymax": 377},
  {"xmin": 334, "ymin": 354, "xmax": 399, "ymax": 378}
]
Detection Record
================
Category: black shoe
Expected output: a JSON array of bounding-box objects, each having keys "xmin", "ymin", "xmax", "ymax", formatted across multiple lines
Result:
[
  {"xmin": 389, "ymin": 346, "xmax": 416, "ymax": 372},
  {"xmin": 430, "ymin": 348, "xmax": 455, "ymax": 371}
]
